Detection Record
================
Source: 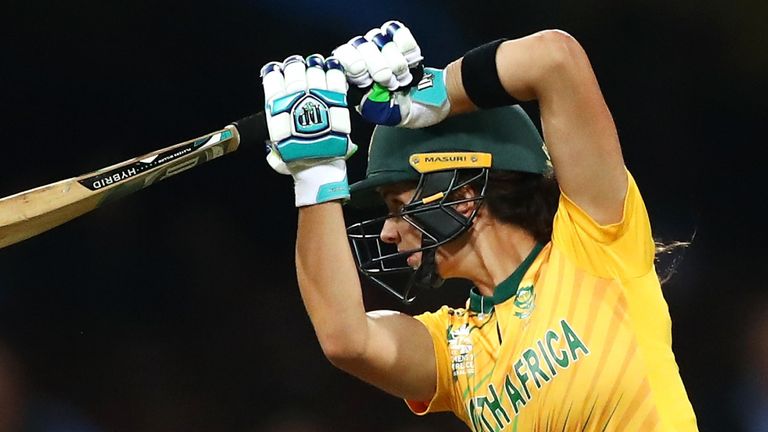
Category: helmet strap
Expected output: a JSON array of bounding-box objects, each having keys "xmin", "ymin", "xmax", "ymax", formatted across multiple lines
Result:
[{"xmin": 410, "ymin": 240, "xmax": 444, "ymax": 289}]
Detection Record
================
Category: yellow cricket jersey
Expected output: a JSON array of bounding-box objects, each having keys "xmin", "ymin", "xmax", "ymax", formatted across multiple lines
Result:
[{"xmin": 406, "ymin": 170, "xmax": 698, "ymax": 431}]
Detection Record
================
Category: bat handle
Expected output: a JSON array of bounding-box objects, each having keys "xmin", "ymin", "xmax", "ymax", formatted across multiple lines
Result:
[{"xmin": 231, "ymin": 111, "xmax": 268, "ymax": 149}]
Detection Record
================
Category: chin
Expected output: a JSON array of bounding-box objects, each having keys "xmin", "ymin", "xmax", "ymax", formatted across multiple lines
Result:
[{"xmin": 407, "ymin": 251, "xmax": 423, "ymax": 270}]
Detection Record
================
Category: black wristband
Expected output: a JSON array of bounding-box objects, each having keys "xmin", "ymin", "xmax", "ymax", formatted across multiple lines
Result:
[{"xmin": 461, "ymin": 38, "xmax": 521, "ymax": 109}]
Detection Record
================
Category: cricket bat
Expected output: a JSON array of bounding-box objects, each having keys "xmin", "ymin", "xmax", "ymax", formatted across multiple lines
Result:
[{"xmin": 0, "ymin": 112, "xmax": 267, "ymax": 249}]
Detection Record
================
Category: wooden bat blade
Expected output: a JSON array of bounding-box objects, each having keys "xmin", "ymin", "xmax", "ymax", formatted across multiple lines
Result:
[{"xmin": 0, "ymin": 125, "xmax": 241, "ymax": 249}]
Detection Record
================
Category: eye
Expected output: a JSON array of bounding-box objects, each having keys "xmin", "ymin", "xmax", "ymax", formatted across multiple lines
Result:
[
  {"xmin": 386, "ymin": 198, "xmax": 405, "ymax": 216},
  {"xmin": 388, "ymin": 204, "xmax": 405, "ymax": 217}
]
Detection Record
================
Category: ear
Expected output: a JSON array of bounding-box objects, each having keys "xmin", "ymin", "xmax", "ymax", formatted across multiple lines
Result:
[{"xmin": 452, "ymin": 185, "xmax": 479, "ymax": 218}]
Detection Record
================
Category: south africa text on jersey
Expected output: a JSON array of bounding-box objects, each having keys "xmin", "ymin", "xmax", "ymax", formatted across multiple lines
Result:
[{"xmin": 466, "ymin": 319, "xmax": 590, "ymax": 431}]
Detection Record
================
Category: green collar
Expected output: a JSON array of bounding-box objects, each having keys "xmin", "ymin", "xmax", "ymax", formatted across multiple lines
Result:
[{"xmin": 468, "ymin": 242, "xmax": 544, "ymax": 314}]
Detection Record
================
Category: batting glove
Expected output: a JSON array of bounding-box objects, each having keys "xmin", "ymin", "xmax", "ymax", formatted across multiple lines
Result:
[
  {"xmin": 332, "ymin": 20, "xmax": 451, "ymax": 129},
  {"xmin": 262, "ymin": 54, "xmax": 357, "ymax": 207}
]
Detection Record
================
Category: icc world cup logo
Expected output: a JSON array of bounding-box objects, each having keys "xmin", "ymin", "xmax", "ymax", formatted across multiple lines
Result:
[{"xmin": 292, "ymin": 95, "xmax": 330, "ymax": 136}]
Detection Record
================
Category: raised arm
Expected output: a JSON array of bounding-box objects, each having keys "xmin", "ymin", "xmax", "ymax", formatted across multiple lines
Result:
[
  {"xmin": 259, "ymin": 50, "xmax": 438, "ymax": 400},
  {"xmin": 445, "ymin": 30, "xmax": 627, "ymax": 225},
  {"xmin": 296, "ymin": 204, "xmax": 437, "ymax": 401}
]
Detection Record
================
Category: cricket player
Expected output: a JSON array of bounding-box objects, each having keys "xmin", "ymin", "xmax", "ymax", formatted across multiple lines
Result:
[{"xmin": 261, "ymin": 20, "xmax": 698, "ymax": 431}]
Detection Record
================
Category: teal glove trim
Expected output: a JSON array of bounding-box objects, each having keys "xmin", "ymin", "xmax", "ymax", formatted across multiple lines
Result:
[
  {"xmin": 270, "ymin": 91, "xmax": 305, "ymax": 116},
  {"xmin": 310, "ymin": 89, "xmax": 348, "ymax": 107},
  {"xmin": 277, "ymin": 135, "xmax": 349, "ymax": 162},
  {"xmin": 409, "ymin": 68, "xmax": 448, "ymax": 107},
  {"xmin": 316, "ymin": 178, "xmax": 350, "ymax": 203}
]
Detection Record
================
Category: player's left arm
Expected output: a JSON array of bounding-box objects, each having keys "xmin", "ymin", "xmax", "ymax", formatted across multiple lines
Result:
[
  {"xmin": 444, "ymin": 30, "xmax": 627, "ymax": 225},
  {"xmin": 335, "ymin": 25, "xmax": 625, "ymax": 225}
]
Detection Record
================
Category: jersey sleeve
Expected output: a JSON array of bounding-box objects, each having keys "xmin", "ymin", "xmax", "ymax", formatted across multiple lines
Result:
[
  {"xmin": 552, "ymin": 169, "xmax": 656, "ymax": 280},
  {"xmin": 404, "ymin": 306, "xmax": 458, "ymax": 415}
]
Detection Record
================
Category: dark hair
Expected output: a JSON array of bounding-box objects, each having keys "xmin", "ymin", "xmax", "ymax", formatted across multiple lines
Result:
[
  {"xmin": 469, "ymin": 170, "xmax": 691, "ymax": 284},
  {"xmin": 469, "ymin": 170, "xmax": 560, "ymax": 244},
  {"xmin": 655, "ymin": 238, "xmax": 693, "ymax": 284}
]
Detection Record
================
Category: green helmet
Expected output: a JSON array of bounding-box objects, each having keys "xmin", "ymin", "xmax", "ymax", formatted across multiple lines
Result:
[
  {"xmin": 346, "ymin": 105, "xmax": 550, "ymax": 304},
  {"xmin": 349, "ymin": 105, "xmax": 551, "ymax": 208}
]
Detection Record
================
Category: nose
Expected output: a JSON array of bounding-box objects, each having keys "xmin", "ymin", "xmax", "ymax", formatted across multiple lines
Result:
[{"xmin": 380, "ymin": 218, "xmax": 401, "ymax": 244}]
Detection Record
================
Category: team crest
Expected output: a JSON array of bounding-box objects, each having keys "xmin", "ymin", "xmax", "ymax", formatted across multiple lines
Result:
[
  {"xmin": 513, "ymin": 285, "xmax": 535, "ymax": 319},
  {"xmin": 291, "ymin": 94, "xmax": 330, "ymax": 137}
]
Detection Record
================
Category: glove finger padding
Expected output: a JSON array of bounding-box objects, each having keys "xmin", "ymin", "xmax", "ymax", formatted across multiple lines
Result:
[
  {"xmin": 262, "ymin": 61, "xmax": 287, "ymax": 101},
  {"xmin": 325, "ymin": 57, "xmax": 352, "ymax": 135},
  {"xmin": 366, "ymin": 28, "xmax": 412, "ymax": 88},
  {"xmin": 350, "ymin": 35, "xmax": 399, "ymax": 91},
  {"xmin": 334, "ymin": 22, "xmax": 422, "ymax": 93},
  {"xmin": 261, "ymin": 54, "xmax": 356, "ymax": 206},
  {"xmin": 305, "ymin": 54, "xmax": 328, "ymax": 90},
  {"xmin": 261, "ymin": 62, "xmax": 291, "ymax": 143},
  {"xmin": 381, "ymin": 20, "xmax": 423, "ymax": 67},
  {"xmin": 332, "ymin": 43, "xmax": 372, "ymax": 88},
  {"xmin": 283, "ymin": 55, "xmax": 308, "ymax": 93}
]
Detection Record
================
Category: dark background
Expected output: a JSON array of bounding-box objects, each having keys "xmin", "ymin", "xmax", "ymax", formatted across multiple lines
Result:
[{"xmin": 1, "ymin": 1, "xmax": 766, "ymax": 431}]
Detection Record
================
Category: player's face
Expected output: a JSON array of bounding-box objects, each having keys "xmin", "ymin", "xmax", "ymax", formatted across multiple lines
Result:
[{"xmin": 379, "ymin": 185, "xmax": 423, "ymax": 269}]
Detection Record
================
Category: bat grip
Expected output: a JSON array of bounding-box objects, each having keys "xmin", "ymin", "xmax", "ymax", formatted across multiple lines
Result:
[{"xmin": 231, "ymin": 111, "xmax": 268, "ymax": 150}]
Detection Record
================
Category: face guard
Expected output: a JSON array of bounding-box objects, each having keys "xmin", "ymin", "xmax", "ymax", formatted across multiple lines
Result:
[{"xmin": 347, "ymin": 152, "xmax": 492, "ymax": 304}]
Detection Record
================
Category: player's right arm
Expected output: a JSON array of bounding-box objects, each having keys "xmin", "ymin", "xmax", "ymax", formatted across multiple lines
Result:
[
  {"xmin": 296, "ymin": 203, "xmax": 437, "ymax": 402},
  {"xmin": 260, "ymin": 54, "xmax": 437, "ymax": 402}
]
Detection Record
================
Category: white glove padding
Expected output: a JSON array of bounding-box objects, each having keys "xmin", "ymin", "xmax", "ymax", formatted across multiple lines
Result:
[
  {"xmin": 331, "ymin": 20, "xmax": 450, "ymax": 129},
  {"xmin": 261, "ymin": 54, "xmax": 358, "ymax": 207}
]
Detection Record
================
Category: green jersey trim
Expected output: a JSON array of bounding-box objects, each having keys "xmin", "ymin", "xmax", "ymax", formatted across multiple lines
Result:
[{"xmin": 468, "ymin": 242, "xmax": 544, "ymax": 314}]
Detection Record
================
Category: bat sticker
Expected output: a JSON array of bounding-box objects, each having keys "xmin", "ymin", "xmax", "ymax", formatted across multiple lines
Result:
[{"xmin": 78, "ymin": 130, "xmax": 232, "ymax": 191}]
